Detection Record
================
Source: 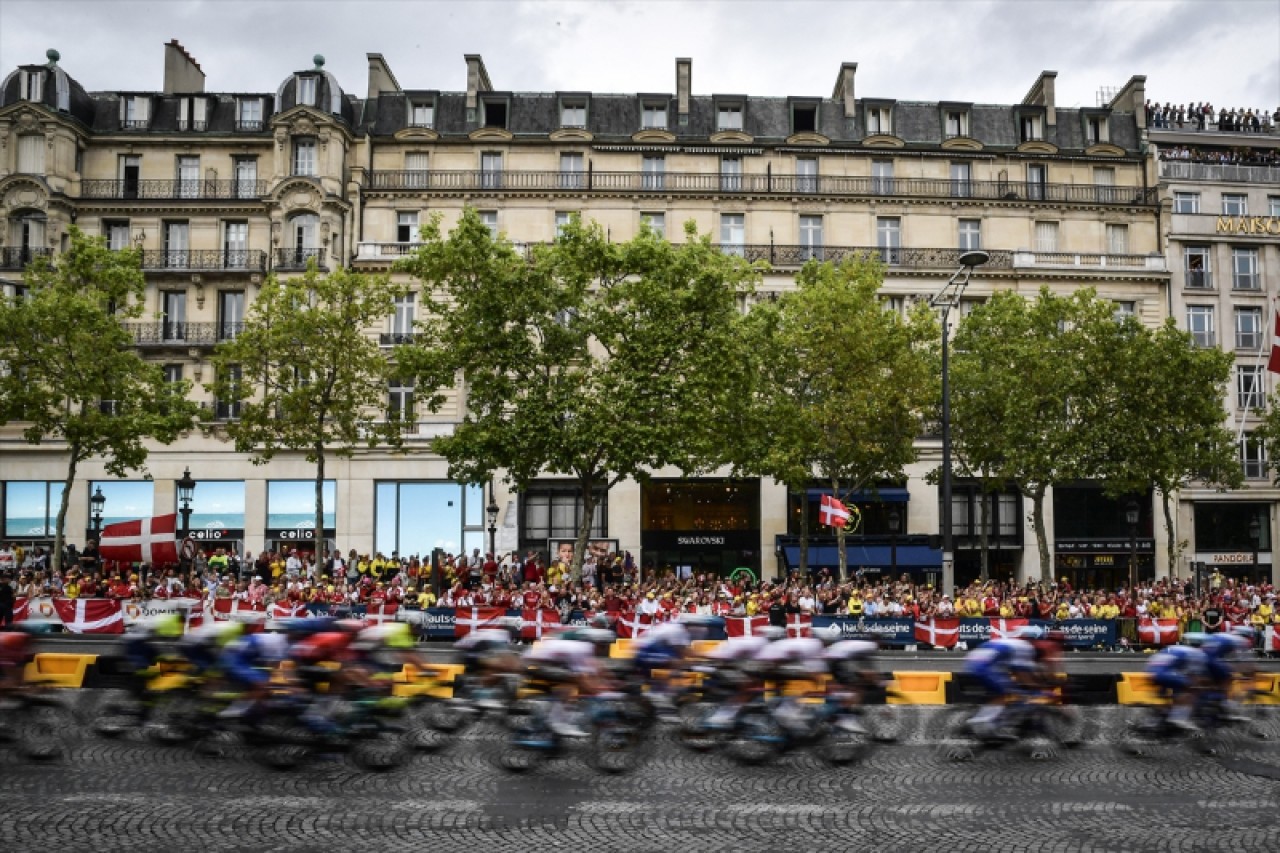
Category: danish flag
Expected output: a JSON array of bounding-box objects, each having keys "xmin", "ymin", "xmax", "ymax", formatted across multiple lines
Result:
[
  {"xmin": 363, "ymin": 603, "xmax": 400, "ymax": 626},
  {"xmin": 913, "ymin": 617, "xmax": 960, "ymax": 648},
  {"xmin": 786, "ymin": 613, "xmax": 813, "ymax": 638},
  {"xmin": 1267, "ymin": 309, "xmax": 1280, "ymax": 375},
  {"xmin": 98, "ymin": 514, "xmax": 180, "ymax": 566},
  {"xmin": 12, "ymin": 597, "xmax": 29, "ymax": 623},
  {"xmin": 51, "ymin": 597, "xmax": 124, "ymax": 634},
  {"xmin": 989, "ymin": 618, "xmax": 1028, "ymax": 639},
  {"xmin": 520, "ymin": 608, "xmax": 562, "ymax": 640},
  {"xmin": 1137, "ymin": 617, "xmax": 1180, "ymax": 646},
  {"xmin": 617, "ymin": 612, "xmax": 657, "ymax": 639},
  {"xmin": 454, "ymin": 606, "xmax": 506, "ymax": 637},
  {"xmin": 725, "ymin": 615, "xmax": 770, "ymax": 638},
  {"xmin": 270, "ymin": 601, "xmax": 309, "ymax": 621},
  {"xmin": 819, "ymin": 495, "xmax": 852, "ymax": 528},
  {"xmin": 1267, "ymin": 626, "xmax": 1280, "ymax": 652}
]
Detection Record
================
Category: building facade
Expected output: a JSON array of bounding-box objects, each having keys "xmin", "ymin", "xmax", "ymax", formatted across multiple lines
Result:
[
  {"xmin": 1152, "ymin": 122, "xmax": 1280, "ymax": 587},
  {"xmin": 1, "ymin": 43, "xmax": 1174, "ymax": 585}
]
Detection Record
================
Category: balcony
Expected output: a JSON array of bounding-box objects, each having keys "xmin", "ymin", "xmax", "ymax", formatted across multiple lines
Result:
[
  {"xmin": 379, "ymin": 332, "xmax": 420, "ymax": 346},
  {"xmin": 234, "ymin": 120, "xmax": 265, "ymax": 132},
  {"xmin": 0, "ymin": 246, "xmax": 54, "ymax": 269},
  {"xmin": 118, "ymin": 119, "xmax": 151, "ymax": 131},
  {"xmin": 1185, "ymin": 270, "xmax": 1213, "ymax": 289},
  {"xmin": 1160, "ymin": 160, "xmax": 1280, "ymax": 184},
  {"xmin": 356, "ymin": 242, "xmax": 418, "ymax": 261},
  {"xmin": 121, "ymin": 322, "xmax": 245, "ymax": 348},
  {"xmin": 176, "ymin": 120, "xmax": 208, "ymax": 132},
  {"xmin": 80, "ymin": 179, "xmax": 267, "ymax": 200},
  {"xmin": 274, "ymin": 248, "xmax": 326, "ymax": 271},
  {"xmin": 140, "ymin": 250, "xmax": 267, "ymax": 272},
  {"xmin": 364, "ymin": 170, "xmax": 1158, "ymax": 205},
  {"xmin": 1011, "ymin": 252, "xmax": 1167, "ymax": 273}
]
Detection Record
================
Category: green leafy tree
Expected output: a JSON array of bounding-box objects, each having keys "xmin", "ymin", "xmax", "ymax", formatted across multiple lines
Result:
[
  {"xmin": 950, "ymin": 288, "xmax": 1121, "ymax": 579},
  {"xmin": 207, "ymin": 264, "xmax": 405, "ymax": 551},
  {"xmin": 1093, "ymin": 318, "xmax": 1241, "ymax": 574},
  {"xmin": 735, "ymin": 257, "xmax": 937, "ymax": 579},
  {"xmin": 396, "ymin": 209, "xmax": 758, "ymax": 579},
  {"xmin": 0, "ymin": 228, "xmax": 200, "ymax": 573}
]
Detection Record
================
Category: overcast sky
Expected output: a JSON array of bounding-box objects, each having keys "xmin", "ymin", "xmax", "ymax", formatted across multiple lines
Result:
[{"xmin": 1, "ymin": 0, "xmax": 1276, "ymax": 109}]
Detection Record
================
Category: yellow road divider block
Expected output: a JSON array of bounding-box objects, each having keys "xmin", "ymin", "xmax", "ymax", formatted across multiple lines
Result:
[
  {"xmin": 1245, "ymin": 673, "xmax": 1280, "ymax": 705},
  {"xmin": 609, "ymin": 639, "xmax": 637, "ymax": 659},
  {"xmin": 887, "ymin": 671, "xmax": 952, "ymax": 705},
  {"xmin": 392, "ymin": 662, "xmax": 463, "ymax": 699},
  {"xmin": 1117, "ymin": 672, "xmax": 1168, "ymax": 706},
  {"xmin": 691, "ymin": 640, "xmax": 723, "ymax": 657},
  {"xmin": 23, "ymin": 653, "xmax": 98, "ymax": 689}
]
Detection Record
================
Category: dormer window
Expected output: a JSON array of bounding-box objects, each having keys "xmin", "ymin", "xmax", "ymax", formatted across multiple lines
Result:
[
  {"xmin": 178, "ymin": 97, "xmax": 208, "ymax": 131},
  {"xmin": 1019, "ymin": 113, "xmax": 1043, "ymax": 142},
  {"xmin": 1085, "ymin": 113, "xmax": 1109, "ymax": 145},
  {"xmin": 641, "ymin": 102, "xmax": 667, "ymax": 130},
  {"xmin": 791, "ymin": 102, "xmax": 818, "ymax": 134},
  {"xmin": 296, "ymin": 75, "xmax": 317, "ymax": 107},
  {"xmin": 482, "ymin": 98, "xmax": 508, "ymax": 129},
  {"xmin": 119, "ymin": 96, "xmax": 150, "ymax": 130},
  {"xmin": 865, "ymin": 105, "xmax": 892, "ymax": 135},
  {"xmin": 409, "ymin": 101, "xmax": 434, "ymax": 128},
  {"xmin": 20, "ymin": 69, "xmax": 44, "ymax": 102},
  {"xmin": 236, "ymin": 98, "xmax": 263, "ymax": 131},
  {"xmin": 560, "ymin": 99, "xmax": 587, "ymax": 129},
  {"xmin": 717, "ymin": 105, "xmax": 744, "ymax": 132},
  {"xmin": 945, "ymin": 110, "xmax": 968, "ymax": 138}
]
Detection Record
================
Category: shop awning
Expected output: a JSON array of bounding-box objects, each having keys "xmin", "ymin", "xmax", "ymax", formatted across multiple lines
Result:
[{"xmin": 803, "ymin": 487, "xmax": 910, "ymax": 503}]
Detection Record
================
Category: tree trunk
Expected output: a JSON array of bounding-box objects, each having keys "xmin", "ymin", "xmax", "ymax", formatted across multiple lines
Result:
[
  {"xmin": 314, "ymin": 445, "xmax": 326, "ymax": 567},
  {"xmin": 1161, "ymin": 489, "xmax": 1176, "ymax": 579},
  {"xmin": 1031, "ymin": 484, "xmax": 1050, "ymax": 580},
  {"xmin": 572, "ymin": 477, "xmax": 596, "ymax": 586},
  {"xmin": 52, "ymin": 449, "xmax": 78, "ymax": 576}
]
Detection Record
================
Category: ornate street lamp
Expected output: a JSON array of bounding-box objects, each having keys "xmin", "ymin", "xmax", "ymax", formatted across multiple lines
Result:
[
  {"xmin": 487, "ymin": 486, "xmax": 500, "ymax": 558},
  {"xmin": 90, "ymin": 486, "xmax": 106, "ymax": 537},
  {"xmin": 177, "ymin": 468, "xmax": 197, "ymax": 577},
  {"xmin": 929, "ymin": 249, "xmax": 989, "ymax": 595}
]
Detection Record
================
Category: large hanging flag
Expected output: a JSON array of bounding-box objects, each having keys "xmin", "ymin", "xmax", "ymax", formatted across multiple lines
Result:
[
  {"xmin": 1268, "ymin": 309, "xmax": 1280, "ymax": 374},
  {"xmin": 98, "ymin": 514, "xmax": 180, "ymax": 566},
  {"xmin": 819, "ymin": 495, "xmax": 852, "ymax": 528}
]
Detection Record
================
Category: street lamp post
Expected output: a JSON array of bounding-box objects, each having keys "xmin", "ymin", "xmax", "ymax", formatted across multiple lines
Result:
[
  {"xmin": 90, "ymin": 487, "xmax": 105, "ymax": 538},
  {"xmin": 1249, "ymin": 516, "xmax": 1261, "ymax": 586},
  {"xmin": 1125, "ymin": 498, "xmax": 1140, "ymax": 592},
  {"xmin": 177, "ymin": 467, "xmax": 197, "ymax": 581},
  {"xmin": 888, "ymin": 506, "xmax": 901, "ymax": 578},
  {"xmin": 929, "ymin": 249, "xmax": 989, "ymax": 596},
  {"xmin": 486, "ymin": 486, "xmax": 500, "ymax": 559}
]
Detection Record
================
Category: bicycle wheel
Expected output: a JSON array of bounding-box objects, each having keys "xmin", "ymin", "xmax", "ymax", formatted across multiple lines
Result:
[
  {"xmin": 822, "ymin": 714, "xmax": 875, "ymax": 767},
  {"xmin": 350, "ymin": 724, "xmax": 412, "ymax": 772},
  {"xmin": 930, "ymin": 705, "xmax": 979, "ymax": 763},
  {"xmin": 248, "ymin": 710, "xmax": 313, "ymax": 771},
  {"xmin": 726, "ymin": 706, "xmax": 785, "ymax": 766},
  {"xmin": 677, "ymin": 703, "xmax": 725, "ymax": 753},
  {"xmin": 92, "ymin": 697, "xmax": 142, "ymax": 740},
  {"xmin": 1113, "ymin": 705, "xmax": 1166, "ymax": 758},
  {"xmin": 144, "ymin": 689, "xmax": 203, "ymax": 746}
]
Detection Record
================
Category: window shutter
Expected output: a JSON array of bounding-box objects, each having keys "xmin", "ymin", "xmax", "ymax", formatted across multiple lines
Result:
[
  {"xmin": 193, "ymin": 97, "xmax": 207, "ymax": 124},
  {"xmin": 17, "ymin": 135, "xmax": 45, "ymax": 174}
]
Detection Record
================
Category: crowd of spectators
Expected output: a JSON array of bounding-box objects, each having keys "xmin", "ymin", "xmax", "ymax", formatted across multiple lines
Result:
[
  {"xmin": 3, "ymin": 537, "xmax": 1278, "ymax": 637},
  {"xmin": 1146, "ymin": 101, "xmax": 1279, "ymax": 133},
  {"xmin": 1157, "ymin": 145, "xmax": 1280, "ymax": 167}
]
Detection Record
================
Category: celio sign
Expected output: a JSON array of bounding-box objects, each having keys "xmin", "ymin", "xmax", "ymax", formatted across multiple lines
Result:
[{"xmin": 1216, "ymin": 216, "xmax": 1280, "ymax": 235}]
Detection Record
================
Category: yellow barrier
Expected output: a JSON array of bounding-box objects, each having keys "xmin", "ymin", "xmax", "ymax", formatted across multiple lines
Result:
[
  {"xmin": 1116, "ymin": 672, "xmax": 1169, "ymax": 706},
  {"xmin": 1244, "ymin": 673, "xmax": 1280, "ymax": 706},
  {"xmin": 23, "ymin": 653, "xmax": 99, "ymax": 689},
  {"xmin": 392, "ymin": 662, "xmax": 464, "ymax": 699},
  {"xmin": 887, "ymin": 671, "xmax": 952, "ymax": 705},
  {"xmin": 691, "ymin": 640, "xmax": 723, "ymax": 657},
  {"xmin": 609, "ymin": 639, "xmax": 637, "ymax": 659}
]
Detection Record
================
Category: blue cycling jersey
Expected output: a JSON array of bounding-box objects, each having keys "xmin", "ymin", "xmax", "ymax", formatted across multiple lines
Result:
[{"xmin": 1147, "ymin": 645, "xmax": 1206, "ymax": 677}]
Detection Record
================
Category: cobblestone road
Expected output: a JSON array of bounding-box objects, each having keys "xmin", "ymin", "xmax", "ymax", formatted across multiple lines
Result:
[{"xmin": 2, "ymin": 697, "xmax": 1278, "ymax": 853}]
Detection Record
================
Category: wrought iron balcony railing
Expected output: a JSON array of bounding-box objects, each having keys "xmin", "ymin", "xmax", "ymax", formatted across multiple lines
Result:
[
  {"xmin": 0, "ymin": 246, "xmax": 54, "ymax": 269},
  {"xmin": 140, "ymin": 250, "xmax": 267, "ymax": 271},
  {"xmin": 729, "ymin": 244, "xmax": 1014, "ymax": 269},
  {"xmin": 80, "ymin": 179, "xmax": 268, "ymax": 199},
  {"xmin": 121, "ymin": 321, "xmax": 246, "ymax": 347},
  {"xmin": 364, "ymin": 170, "xmax": 1158, "ymax": 205},
  {"xmin": 175, "ymin": 120, "xmax": 208, "ymax": 132},
  {"xmin": 1160, "ymin": 160, "xmax": 1280, "ymax": 184},
  {"xmin": 274, "ymin": 248, "xmax": 327, "ymax": 271},
  {"xmin": 379, "ymin": 332, "xmax": 421, "ymax": 346},
  {"xmin": 1010, "ymin": 251, "xmax": 1167, "ymax": 272},
  {"xmin": 234, "ymin": 120, "xmax": 265, "ymax": 132},
  {"xmin": 118, "ymin": 119, "xmax": 151, "ymax": 131}
]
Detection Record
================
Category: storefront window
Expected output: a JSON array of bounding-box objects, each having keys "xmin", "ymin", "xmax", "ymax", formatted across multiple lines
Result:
[
  {"xmin": 375, "ymin": 481, "xmax": 485, "ymax": 560},
  {"xmin": 184, "ymin": 480, "xmax": 245, "ymax": 529},
  {"xmin": 521, "ymin": 484, "xmax": 606, "ymax": 553},
  {"xmin": 1053, "ymin": 485, "xmax": 1151, "ymax": 539},
  {"xmin": 3, "ymin": 481, "xmax": 65, "ymax": 538},
  {"xmin": 90, "ymin": 480, "xmax": 156, "ymax": 526},
  {"xmin": 267, "ymin": 480, "xmax": 336, "ymax": 529},
  {"xmin": 1194, "ymin": 503, "xmax": 1271, "ymax": 552},
  {"xmin": 643, "ymin": 481, "xmax": 757, "ymax": 532}
]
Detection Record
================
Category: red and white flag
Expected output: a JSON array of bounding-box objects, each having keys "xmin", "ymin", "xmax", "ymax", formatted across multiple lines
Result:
[
  {"xmin": 12, "ymin": 597, "xmax": 29, "ymax": 623},
  {"xmin": 1265, "ymin": 626, "xmax": 1279, "ymax": 652},
  {"xmin": 989, "ymin": 618, "xmax": 1028, "ymax": 639},
  {"xmin": 454, "ymin": 606, "xmax": 506, "ymax": 638},
  {"xmin": 521, "ymin": 608, "xmax": 562, "ymax": 640},
  {"xmin": 52, "ymin": 597, "xmax": 124, "ymax": 634},
  {"xmin": 913, "ymin": 617, "xmax": 960, "ymax": 648},
  {"xmin": 617, "ymin": 612, "xmax": 657, "ymax": 639},
  {"xmin": 786, "ymin": 613, "xmax": 812, "ymax": 638},
  {"xmin": 725, "ymin": 615, "xmax": 770, "ymax": 638},
  {"xmin": 99, "ymin": 514, "xmax": 180, "ymax": 566},
  {"xmin": 819, "ymin": 495, "xmax": 852, "ymax": 528},
  {"xmin": 1137, "ymin": 617, "xmax": 1180, "ymax": 646},
  {"xmin": 1267, "ymin": 309, "xmax": 1280, "ymax": 374},
  {"xmin": 270, "ymin": 601, "xmax": 309, "ymax": 621},
  {"xmin": 364, "ymin": 603, "xmax": 400, "ymax": 626}
]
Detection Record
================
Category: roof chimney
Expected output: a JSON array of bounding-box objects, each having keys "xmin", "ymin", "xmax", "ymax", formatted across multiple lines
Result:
[
  {"xmin": 1110, "ymin": 75, "xmax": 1148, "ymax": 129},
  {"xmin": 465, "ymin": 54, "xmax": 493, "ymax": 112},
  {"xmin": 367, "ymin": 53, "xmax": 401, "ymax": 100},
  {"xmin": 1022, "ymin": 70, "xmax": 1057, "ymax": 125},
  {"xmin": 675, "ymin": 58, "xmax": 692, "ymax": 126},
  {"xmin": 163, "ymin": 39, "xmax": 205, "ymax": 94},
  {"xmin": 832, "ymin": 62, "xmax": 857, "ymax": 118}
]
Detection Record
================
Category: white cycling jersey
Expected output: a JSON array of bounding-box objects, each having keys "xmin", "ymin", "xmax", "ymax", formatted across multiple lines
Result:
[
  {"xmin": 525, "ymin": 638, "xmax": 597, "ymax": 674},
  {"xmin": 754, "ymin": 637, "xmax": 826, "ymax": 673},
  {"xmin": 705, "ymin": 636, "xmax": 768, "ymax": 662},
  {"xmin": 822, "ymin": 639, "xmax": 878, "ymax": 662},
  {"xmin": 455, "ymin": 629, "xmax": 511, "ymax": 651},
  {"xmin": 634, "ymin": 621, "xmax": 691, "ymax": 651}
]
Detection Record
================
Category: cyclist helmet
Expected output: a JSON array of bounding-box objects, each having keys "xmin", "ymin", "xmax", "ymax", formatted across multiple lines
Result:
[
  {"xmin": 818, "ymin": 624, "xmax": 844, "ymax": 644},
  {"xmin": 500, "ymin": 616, "xmax": 524, "ymax": 642},
  {"xmin": 1231, "ymin": 625, "xmax": 1257, "ymax": 641},
  {"xmin": 1014, "ymin": 625, "xmax": 1045, "ymax": 641},
  {"xmin": 353, "ymin": 621, "xmax": 415, "ymax": 651},
  {"xmin": 134, "ymin": 612, "xmax": 182, "ymax": 639},
  {"xmin": 579, "ymin": 627, "xmax": 616, "ymax": 648},
  {"xmin": 679, "ymin": 614, "xmax": 718, "ymax": 641},
  {"xmin": 590, "ymin": 613, "xmax": 615, "ymax": 630},
  {"xmin": 757, "ymin": 626, "xmax": 786, "ymax": 642}
]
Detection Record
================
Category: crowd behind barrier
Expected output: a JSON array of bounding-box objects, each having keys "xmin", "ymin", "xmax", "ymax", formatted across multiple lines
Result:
[
  {"xmin": 2, "ymin": 539, "xmax": 1279, "ymax": 653},
  {"xmin": 1146, "ymin": 100, "xmax": 1279, "ymax": 133}
]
